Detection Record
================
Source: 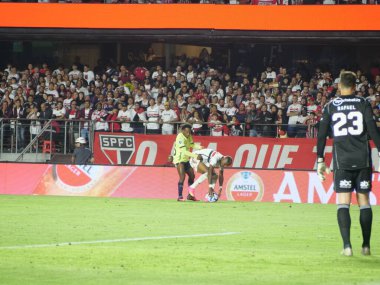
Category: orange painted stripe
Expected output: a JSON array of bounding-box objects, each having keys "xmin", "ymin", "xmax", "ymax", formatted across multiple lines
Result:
[{"xmin": 0, "ymin": 3, "xmax": 379, "ymax": 31}]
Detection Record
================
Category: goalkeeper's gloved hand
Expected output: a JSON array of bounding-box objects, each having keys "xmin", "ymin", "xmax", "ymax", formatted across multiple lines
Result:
[{"xmin": 317, "ymin": 158, "xmax": 331, "ymax": 182}]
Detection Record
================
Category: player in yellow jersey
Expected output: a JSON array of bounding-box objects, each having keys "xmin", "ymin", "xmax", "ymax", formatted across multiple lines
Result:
[{"xmin": 170, "ymin": 124, "xmax": 203, "ymax": 201}]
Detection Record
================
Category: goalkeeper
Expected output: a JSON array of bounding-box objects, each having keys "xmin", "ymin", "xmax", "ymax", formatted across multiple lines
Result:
[{"xmin": 317, "ymin": 71, "xmax": 380, "ymax": 256}]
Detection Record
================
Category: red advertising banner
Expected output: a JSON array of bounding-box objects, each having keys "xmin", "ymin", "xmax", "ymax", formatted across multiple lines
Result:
[
  {"xmin": 93, "ymin": 133, "xmax": 380, "ymax": 170},
  {"xmin": 1, "ymin": 163, "xmax": 380, "ymax": 205}
]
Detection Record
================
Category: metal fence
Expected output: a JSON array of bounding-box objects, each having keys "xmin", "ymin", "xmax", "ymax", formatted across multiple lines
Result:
[
  {"xmin": 0, "ymin": 118, "xmax": 317, "ymax": 162},
  {"xmin": 0, "ymin": 118, "xmax": 94, "ymax": 161}
]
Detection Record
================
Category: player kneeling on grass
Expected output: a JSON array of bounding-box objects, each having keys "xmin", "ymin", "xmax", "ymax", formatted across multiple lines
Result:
[{"xmin": 188, "ymin": 149, "xmax": 233, "ymax": 202}]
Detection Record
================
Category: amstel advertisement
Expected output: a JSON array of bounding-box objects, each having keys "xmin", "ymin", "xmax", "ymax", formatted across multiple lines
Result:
[{"xmin": 1, "ymin": 163, "xmax": 380, "ymax": 205}]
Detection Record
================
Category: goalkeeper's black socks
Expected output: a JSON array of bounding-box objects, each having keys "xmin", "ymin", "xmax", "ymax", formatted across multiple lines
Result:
[
  {"xmin": 178, "ymin": 182, "xmax": 184, "ymax": 198},
  {"xmin": 359, "ymin": 205, "xmax": 372, "ymax": 248},
  {"xmin": 337, "ymin": 204, "xmax": 351, "ymax": 249}
]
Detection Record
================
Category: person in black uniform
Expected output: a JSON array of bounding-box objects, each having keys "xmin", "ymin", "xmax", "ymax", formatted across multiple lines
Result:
[{"xmin": 317, "ymin": 71, "xmax": 380, "ymax": 257}]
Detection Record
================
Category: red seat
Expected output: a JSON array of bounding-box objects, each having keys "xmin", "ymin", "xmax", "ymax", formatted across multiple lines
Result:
[{"xmin": 42, "ymin": 141, "xmax": 55, "ymax": 153}]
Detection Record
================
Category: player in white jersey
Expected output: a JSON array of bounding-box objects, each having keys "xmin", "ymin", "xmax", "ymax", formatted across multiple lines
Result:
[
  {"xmin": 188, "ymin": 148, "xmax": 232, "ymax": 201},
  {"xmin": 160, "ymin": 101, "xmax": 178, "ymax": 134}
]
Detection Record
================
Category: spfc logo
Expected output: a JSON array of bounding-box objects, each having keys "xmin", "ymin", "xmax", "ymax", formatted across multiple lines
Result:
[{"xmin": 99, "ymin": 134, "xmax": 135, "ymax": 164}]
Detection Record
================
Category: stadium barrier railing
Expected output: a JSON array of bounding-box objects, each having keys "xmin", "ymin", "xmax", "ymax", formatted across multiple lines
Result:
[{"xmin": 0, "ymin": 118, "xmax": 317, "ymax": 159}]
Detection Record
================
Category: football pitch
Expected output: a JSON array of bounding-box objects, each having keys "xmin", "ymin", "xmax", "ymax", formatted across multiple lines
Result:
[{"xmin": 1, "ymin": 195, "xmax": 380, "ymax": 285}]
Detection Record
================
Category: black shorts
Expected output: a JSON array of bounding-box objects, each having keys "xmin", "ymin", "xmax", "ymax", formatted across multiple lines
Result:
[
  {"xmin": 334, "ymin": 168, "xmax": 372, "ymax": 193},
  {"xmin": 176, "ymin": 161, "xmax": 192, "ymax": 172}
]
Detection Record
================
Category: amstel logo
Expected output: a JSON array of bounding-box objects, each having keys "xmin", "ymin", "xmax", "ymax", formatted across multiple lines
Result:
[
  {"xmin": 53, "ymin": 164, "xmax": 104, "ymax": 193},
  {"xmin": 226, "ymin": 171, "xmax": 264, "ymax": 202}
]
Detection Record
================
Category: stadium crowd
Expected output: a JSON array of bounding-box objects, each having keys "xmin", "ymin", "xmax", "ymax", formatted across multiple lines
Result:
[{"xmin": 1, "ymin": 53, "xmax": 380, "ymax": 150}]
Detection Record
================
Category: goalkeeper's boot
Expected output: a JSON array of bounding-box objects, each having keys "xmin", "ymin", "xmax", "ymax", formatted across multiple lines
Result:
[
  {"xmin": 361, "ymin": 246, "xmax": 371, "ymax": 256},
  {"xmin": 177, "ymin": 196, "xmax": 185, "ymax": 202},
  {"xmin": 341, "ymin": 247, "xmax": 353, "ymax": 257}
]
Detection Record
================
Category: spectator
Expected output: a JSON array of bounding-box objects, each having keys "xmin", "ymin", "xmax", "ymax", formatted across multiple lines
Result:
[
  {"xmin": 160, "ymin": 101, "xmax": 178, "ymax": 135},
  {"xmin": 76, "ymin": 92, "xmax": 86, "ymax": 109},
  {"xmin": 208, "ymin": 113, "xmax": 224, "ymax": 136},
  {"xmin": 233, "ymin": 87, "xmax": 244, "ymax": 106},
  {"xmin": 276, "ymin": 108, "xmax": 287, "ymax": 137},
  {"xmin": 225, "ymin": 100, "xmax": 237, "ymax": 118},
  {"xmin": 83, "ymin": 65, "xmax": 95, "ymax": 85},
  {"xmin": 264, "ymin": 66, "xmax": 276, "ymax": 83},
  {"xmin": 188, "ymin": 110, "xmax": 204, "ymax": 136},
  {"xmin": 275, "ymin": 94, "xmax": 283, "ymax": 109},
  {"xmin": 304, "ymin": 111, "xmax": 319, "ymax": 138},
  {"xmin": 45, "ymin": 94, "xmax": 56, "ymax": 109},
  {"xmin": 62, "ymin": 91, "xmax": 73, "ymax": 110},
  {"xmin": 26, "ymin": 105, "xmax": 41, "ymax": 149},
  {"xmin": 146, "ymin": 98, "xmax": 161, "ymax": 134},
  {"xmin": 179, "ymin": 106, "xmax": 189, "ymax": 123},
  {"xmin": 286, "ymin": 95, "xmax": 302, "ymax": 137},
  {"xmin": 171, "ymin": 100, "xmax": 181, "ymax": 119},
  {"xmin": 130, "ymin": 102, "xmax": 147, "ymax": 134},
  {"xmin": 257, "ymin": 105, "xmax": 273, "ymax": 137},
  {"xmin": 296, "ymin": 108, "xmax": 309, "ymax": 138},
  {"xmin": 306, "ymin": 97, "xmax": 320, "ymax": 115},
  {"xmin": 68, "ymin": 64, "xmax": 82, "ymax": 81},
  {"xmin": 372, "ymin": 106, "xmax": 380, "ymax": 128},
  {"xmin": 117, "ymin": 103, "xmax": 133, "ymax": 133},
  {"xmin": 0, "ymin": 101, "xmax": 12, "ymax": 118},
  {"xmin": 92, "ymin": 102, "xmax": 109, "ymax": 131},
  {"xmin": 11, "ymin": 99, "xmax": 26, "ymax": 149},
  {"xmin": 228, "ymin": 115, "xmax": 243, "ymax": 136},
  {"xmin": 53, "ymin": 101, "xmax": 66, "ymax": 120},
  {"xmin": 107, "ymin": 107, "xmax": 121, "ymax": 132},
  {"xmin": 152, "ymin": 66, "xmax": 166, "ymax": 80},
  {"xmin": 65, "ymin": 100, "xmax": 80, "ymax": 150},
  {"xmin": 46, "ymin": 82, "xmax": 59, "ymax": 99},
  {"xmin": 0, "ymin": 101, "xmax": 12, "ymax": 147},
  {"xmin": 246, "ymin": 103, "xmax": 259, "ymax": 137},
  {"xmin": 39, "ymin": 103, "xmax": 53, "ymax": 123},
  {"xmin": 177, "ymin": 93, "xmax": 187, "ymax": 109},
  {"xmin": 235, "ymin": 103, "xmax": 247, "ymax": 124},
  {"xmin": 79, "ymin": 100, "xmax": 93, "ymax": 141},
  {"xmin": 126, "ymin": 97, "xmax": 135, "ymax": 110}
]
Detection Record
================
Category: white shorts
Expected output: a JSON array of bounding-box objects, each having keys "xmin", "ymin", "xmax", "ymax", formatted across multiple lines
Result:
[{"xmin": 190, "ymin": 158, "xmax": 200, "ymax": 170}]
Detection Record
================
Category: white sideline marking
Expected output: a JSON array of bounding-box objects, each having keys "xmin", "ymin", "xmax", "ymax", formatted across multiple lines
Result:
[{"xmin": 0, "ymin": 232, "xmax": 240, "ymax": 250}]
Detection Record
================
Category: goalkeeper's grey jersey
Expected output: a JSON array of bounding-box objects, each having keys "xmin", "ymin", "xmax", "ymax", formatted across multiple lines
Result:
[{"xmin": 317, "ymin": 95, "xmax": 380, "ymax": 170}]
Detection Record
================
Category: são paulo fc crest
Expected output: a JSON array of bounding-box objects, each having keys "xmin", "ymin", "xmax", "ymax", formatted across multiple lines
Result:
[
  {"xmin": 226, "ymin": 171, "xmax": 264, "ymax": 202},
  {"xmin": 99, "ymin": 134, "xmax": 135, "ymax": 164}
]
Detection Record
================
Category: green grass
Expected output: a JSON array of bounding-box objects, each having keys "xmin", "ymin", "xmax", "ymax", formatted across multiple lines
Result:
[{"xmin": 0, "ymin": 195, "xmax": 380, "ymax": 285}]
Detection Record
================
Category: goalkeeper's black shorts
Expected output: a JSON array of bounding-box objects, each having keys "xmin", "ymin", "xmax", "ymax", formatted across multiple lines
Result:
[{"xmin": 334, "ymin": 167, "xmax": 372, "ymax": 193}]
